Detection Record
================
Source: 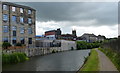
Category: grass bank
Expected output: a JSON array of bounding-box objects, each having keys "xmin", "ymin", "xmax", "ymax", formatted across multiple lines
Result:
[
  {"xmin": 2, "ymin": 52, "xmax": 29, "ymax": 65},
  {"xmin": 98, "ymin": 48, "xmax": 120, "ymax": 71},
  {"xmin": 80, "ymin": 49, "xmax": 99, "ymax": 71}
]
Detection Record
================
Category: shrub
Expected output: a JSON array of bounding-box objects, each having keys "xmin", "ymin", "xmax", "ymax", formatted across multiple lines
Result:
[
  {"xmin": 16, "ymin": 43, "xmax": 22, "ymax": 46},
  {"xmin": 71, "ymin": 47, "xmax": 74, "ymax": 50},
  {"xmin": 2, "ymin": 42, "xmax": 12, "ymax": 49},
  {"xmin": 2, "ymin": 52, "xmax": 29, "ymax": 65},
  {"xmin": 77, "ymin": 41, "xmax": 101, "ymax": 50},
  {"xmin": 52, "ymin": 50, "xmax": 56, "ymax": 53}
]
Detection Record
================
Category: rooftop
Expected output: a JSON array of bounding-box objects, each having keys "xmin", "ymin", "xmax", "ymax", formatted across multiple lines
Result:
[{"xmin": 2, "ymin": 2, "xmax": 36, "ymax": 11}]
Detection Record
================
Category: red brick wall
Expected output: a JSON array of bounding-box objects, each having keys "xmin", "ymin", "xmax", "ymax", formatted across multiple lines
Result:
[{"xmin": 45, "ymin": 31, "xmax": 56, "ymax": 36}]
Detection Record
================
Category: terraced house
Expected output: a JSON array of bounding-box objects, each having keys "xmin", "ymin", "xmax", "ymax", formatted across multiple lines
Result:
[{"xmin": 0, "ymin": 2, "xmax": 36, "ymax": 47}]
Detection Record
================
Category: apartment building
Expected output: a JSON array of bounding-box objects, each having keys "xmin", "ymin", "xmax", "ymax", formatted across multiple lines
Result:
[{"xmin": 0, "ymin": 2, "xmax": 36, "ymax": 47}]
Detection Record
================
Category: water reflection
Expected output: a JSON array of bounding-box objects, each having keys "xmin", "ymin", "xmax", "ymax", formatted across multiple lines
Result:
[{"xmin": 3, "ymin": 50, "xmax": 90, "ymax": 71}]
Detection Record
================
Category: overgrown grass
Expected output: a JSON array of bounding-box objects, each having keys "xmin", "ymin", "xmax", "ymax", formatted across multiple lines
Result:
[
  {"xmin": 98, "ymin": 48, "xmax": 120, "ymax": 71},
  {"xmin": 2, "ymin": 52, "xmax": 29, "ymax": 65},
  {"xmin": 80, "ymin": 49, "xmax": 99, "ymax": 71}
]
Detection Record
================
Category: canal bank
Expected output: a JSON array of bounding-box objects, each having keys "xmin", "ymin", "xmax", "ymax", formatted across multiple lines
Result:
[
  {"xmin": 79, "ymin": 49, "xmax": 99, "ymax": 71},
  {"xmin": 78, "ymin": 48, "xmax": 119, "ymax": 72},
  {"xmin": 3, "ymin": 50, "xmax": 90, "ymax": 71}
]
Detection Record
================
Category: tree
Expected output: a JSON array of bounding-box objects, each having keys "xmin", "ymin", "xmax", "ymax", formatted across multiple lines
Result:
[
  {"xmin": 2, "ymin": 42, "xmax": 12, "ymax": 49},
  {"xmin": 16, "ymin": 43, "xmax": 22, "ymax": 46}
]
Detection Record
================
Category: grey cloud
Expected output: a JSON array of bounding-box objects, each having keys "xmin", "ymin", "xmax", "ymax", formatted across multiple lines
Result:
[{"xmin": 15, "ymin": 2, "xmax": 118, "ymax": 26}]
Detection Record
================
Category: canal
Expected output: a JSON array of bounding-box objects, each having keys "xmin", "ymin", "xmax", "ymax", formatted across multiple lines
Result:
[{"xmin": 3, "ymin": 50, "xmax": 90, "ymax": 71}]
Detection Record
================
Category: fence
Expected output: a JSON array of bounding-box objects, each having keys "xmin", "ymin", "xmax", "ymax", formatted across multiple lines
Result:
[{"xmin": 101, "ymin": 38, "xmax": 120, "ymax": 52}]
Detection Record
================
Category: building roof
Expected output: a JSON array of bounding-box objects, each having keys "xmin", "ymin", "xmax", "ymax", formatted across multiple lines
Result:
[
  {"xmin": 2, "ymin": 2, "xmax": 36, "ymax": 11},
  {"xmin": 45, "ymin": 30, "xmax": 56, "ymax": 33},
  {"xmin": 82, "ymin": 33, "xmax": 97, "ymax": 37},
  {"xmin": 36, "ymin": 35, "xmax": 44, "ymax": 37},
  {"xmin": 98, "ymin": 35, "xmax": 106, "ymax": 39},
  {"xmin": 60, "ymin": 34, "xmax": 76, "ymax": 37}
]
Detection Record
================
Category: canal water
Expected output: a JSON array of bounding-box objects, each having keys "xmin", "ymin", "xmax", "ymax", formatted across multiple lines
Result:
[{"xmin": 3, "ymin": 50, "xmax": 90, "ymax": 71}]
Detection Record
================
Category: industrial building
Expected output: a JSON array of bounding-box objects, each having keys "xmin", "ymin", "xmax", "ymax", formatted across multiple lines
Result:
[{"xmin": 0, "ymin": 2, "xmax": 36, "ymax": 47}]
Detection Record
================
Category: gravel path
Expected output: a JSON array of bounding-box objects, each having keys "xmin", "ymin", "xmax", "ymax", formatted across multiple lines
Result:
[{"xmin": 96, "ymin": 49, "xmax": 118, "ymax": 71}]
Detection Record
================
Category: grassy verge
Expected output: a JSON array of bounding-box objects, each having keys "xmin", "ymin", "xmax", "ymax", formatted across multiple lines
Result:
[
  {"xmin": 80, "ymin": 49, "xmax": 99, "ymax": 71},
  {"xmin": 98, "ymin": 48, "xmax": 120, "ymax": 71},
  {"xmin": 2, "ymin": 52, "xmax": 29, "ymax": 65}
]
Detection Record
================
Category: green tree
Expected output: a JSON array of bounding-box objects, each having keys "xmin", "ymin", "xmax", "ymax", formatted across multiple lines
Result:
[
  {"xmin": 16, "ymin": 43, "xmax": 22, "ymax": 46},
  {"xmin": 2, "ymin": 42, "xmax": 12, "ymax": 49}
]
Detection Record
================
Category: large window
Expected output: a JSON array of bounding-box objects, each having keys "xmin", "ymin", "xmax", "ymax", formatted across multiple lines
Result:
[
  {"xmin": 28, "ymin": 10, "xmax": 32, "ymax": 14},
  {"xmin": 28, "ymin": 18, "xmax": 32, "ymax": 24},
  {"xmin": 20, "ymin": 17, "xmax": 24, "ymax": 23},
  {"xmin": 3, "ymin": 14, "xmax": 8, "ymax": 21},
  {"xmin": 12, "ymin": 16, "xmax": 16, "ymax": 22},
  {"xmin": 28, "ymin": 28, "xmax": 32, "ymax": 34},
  {"xmin": 20, "ymin": 37, "xmax": 24, "ymax": 44},
  {"xmin": 3, "ymin": 37, "xmax": 8, "ymax": 42},
  {"xmin": 3, "ymin": 5, "xmax": 7, "ymax": 10},
  {"xmin": 20, "ymin": 27, "xmax": 24, "ymax": 34},
  {"xmin": 3, "ymin": 26, "xmax": 9, "ymax": 33},
  {"xmin": 20, "ymin": 8, "xmax": 23, "ymax": 13},
  {"xmin": 12, "ymin": 37, "xmax": 16, "ymax": 44},
  {"xmin": 13, "ymin": 31, "xmax": 16, "ymax": 36},
  {"xmin": 12, "ymin": 26, "xmax": 17, "ymax": 31},
  {"xmin": 12, "ymin": 6, "xmax": 16, "ymax": 12},
  {"xmin": 28, "ymin": 38, "xmax": 32, "ymax": 44}
]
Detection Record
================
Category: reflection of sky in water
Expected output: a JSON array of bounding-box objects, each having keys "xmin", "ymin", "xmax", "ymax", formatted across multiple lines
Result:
[{"xmin": 3, "ymin": 50, "xmax": 90, "ymax": 71}]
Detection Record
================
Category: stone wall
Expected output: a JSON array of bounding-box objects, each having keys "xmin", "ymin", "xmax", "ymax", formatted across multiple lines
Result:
[
  {"xmin": 2, "ymin": 40, "xmax": 76, "ymax": 57},
  {"xmin": 3, "ymin": 47, "xmax": 63, "ymax": 57}
]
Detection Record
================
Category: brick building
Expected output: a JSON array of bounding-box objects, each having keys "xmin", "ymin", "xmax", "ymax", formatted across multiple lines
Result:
[
  {"xmin": 0, "ymin": 2, "xmax": 36, "ymax": 47},
  {"xmin": 45, "ymin": 28, "xmax": 61, "ymax": 40}
]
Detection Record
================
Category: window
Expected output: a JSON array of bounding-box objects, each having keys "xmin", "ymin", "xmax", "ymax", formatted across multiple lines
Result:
[
  {"xmin": 12, "ymin": 16, "xmax": 16, "ymax": 22},
  {"xmin": 20, "ymin": 8, "xmax": 23, "ymax": 13},
  {"xmin": 20, "ymin": 37, "xmax": 24, "ymax": 44},
  {"xmin": 12, "ymin": 26, "xmax": 17, "ymax": 31},
  {"xmin": 20, "ymin": 27, "xmax": 24, "ymax": 34},
  {"xmin": 20, "ymin": 17, "xmax": 24, "ymax": 23},
  {"xmin": 28, "ymin": 18, "xmax": 32, "ymax": 24},
  {"xmin": 12, "ymin": 37, "xmax": 16, "ymax": 44},
  {"xmin": 12, "ymin": 6, "xmax": 16, "ymax": 12},
  {"xmin": 28, "ymin": 28, "xmax": 32, "ymax": 34},
  {"xmin": 3, "ymin": 5, "xmax": 7, "ymax": 10},
  {"xmin": 28, "ymin": 10, "xmax": 32, "ymax": 14},
  {"xmin": 13, "ymin": 31, "xmax": 16, "ymax": 36},
  {"xmin": 3, "ymin": 37, "xmax": 8, "ymax": 42},
  {"xmin": 3, "ymin": 14, "xmax": 8, "ymax": 21},
  {"xmin": 3, "ymin": 26, "xmax": 9, "ymax": 33},
  {"xmin": 28, "ymin": 38, "xmax": 32, "ymax": 44}
]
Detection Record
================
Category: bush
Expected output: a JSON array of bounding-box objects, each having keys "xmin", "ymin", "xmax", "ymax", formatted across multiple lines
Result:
[
  {"xmin": 16, "ymin": 43, "xmax": 22, "ymax": 46},
  {"xmin": 71, "ymin": 47, "xmax": 74, "ymax": 50},
  {"xmin": 2, "ymin": 52, "xmax": 29, "ymax": 65},
  {"xmin": 2, "ymin": 42, "xmax": 12, "ymax": 49},
  {"xmin": 77, "ymin": 41, "xmax": 101, "ymax": 50},
  {"xmin": 52, "ymin": 50, "xmax": 56, "ymax": 53}
]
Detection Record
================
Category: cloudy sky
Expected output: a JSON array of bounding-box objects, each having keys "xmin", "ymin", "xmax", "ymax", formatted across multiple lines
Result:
[{"xmin": 15, "ymin": 2, "xmax": 118, "ymax": 38}]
